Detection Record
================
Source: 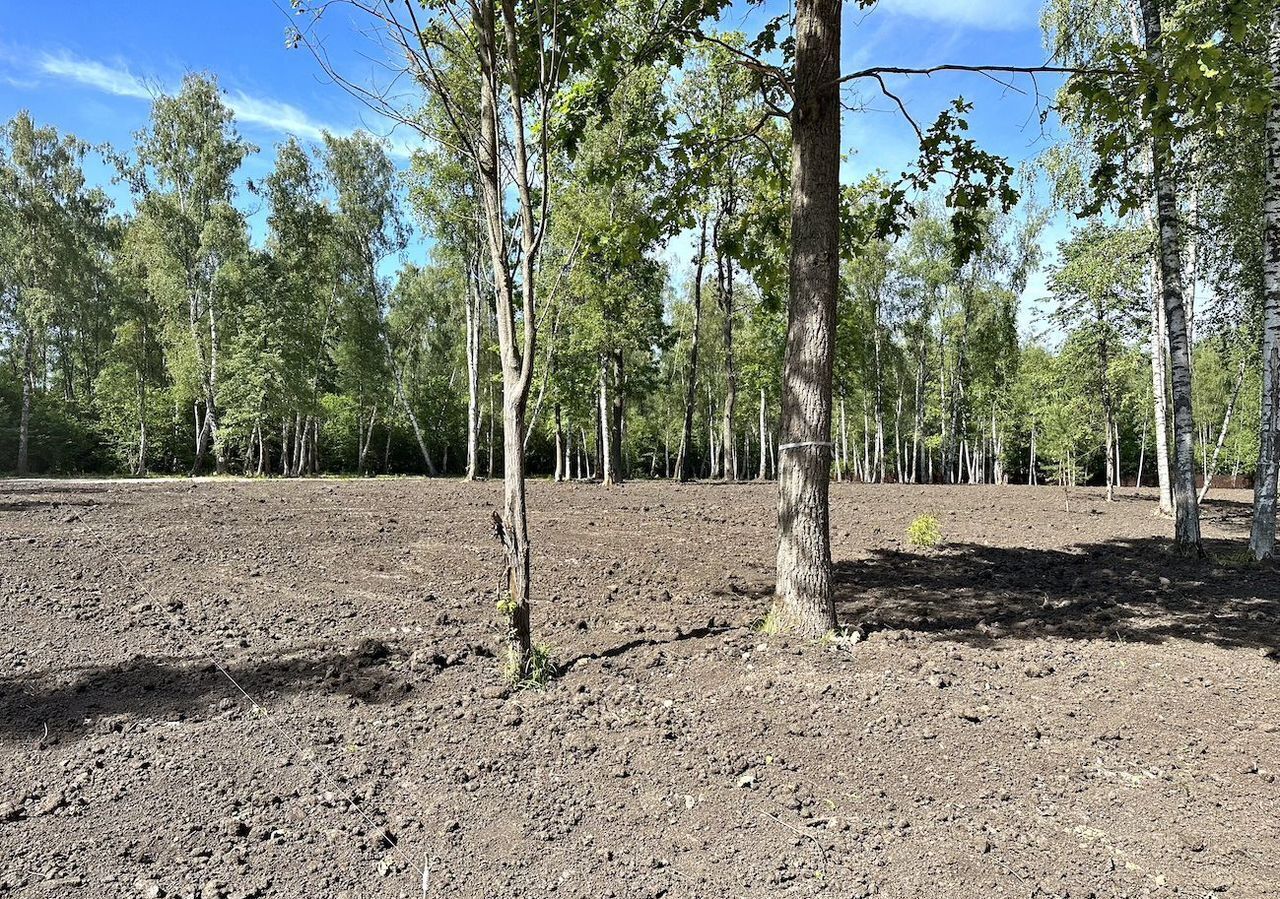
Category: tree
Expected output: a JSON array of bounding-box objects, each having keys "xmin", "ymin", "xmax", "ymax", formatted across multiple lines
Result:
[
  {"xmin": 124, "ymin": 74, "xmax": 253, "ymax": 476},
  {"xmin": 1049, "ymin": 224, "xmax": 1147, "ymax": 501},
  {"xmin": 769, "ymin": 0, "xmax": 842, "ymax": 636},
  {"xmin": 323, "ymin": 131, "xmax": 405, "ymax": 475},
  {"xmin": 0, "ymin": 112, "xmax": 103, "ymax": 474},
  {"xmin": 1251, "ymin": 2, "xmax": 1280, "ymax": 559}
]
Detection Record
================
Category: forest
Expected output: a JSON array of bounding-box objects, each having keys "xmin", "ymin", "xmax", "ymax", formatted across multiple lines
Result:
[{"xmin": 1, "ymin": 3, "xmax": 1269, "ymax": 500}]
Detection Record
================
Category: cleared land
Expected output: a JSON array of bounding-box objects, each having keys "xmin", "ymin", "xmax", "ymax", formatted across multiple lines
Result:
[{"xmin": 0, "ymin": 479, "xmax": 1277, "ymax": 898}]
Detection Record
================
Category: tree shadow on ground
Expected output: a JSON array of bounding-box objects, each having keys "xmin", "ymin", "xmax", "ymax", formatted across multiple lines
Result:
[
  {"xmin": 0, "ymin": 641, "xmax": 429, "ymax": 745},
  {"xmin": 558, "ymin": 624, "xmax": 734, "ymax": 675},
  {"xmin": 834, "ymin": 536, "xmax": 1280, "ymax": 653}
]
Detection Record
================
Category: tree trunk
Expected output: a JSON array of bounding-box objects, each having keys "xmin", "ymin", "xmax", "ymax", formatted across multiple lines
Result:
[
  {"xmin": 1201, "ymin": 356, "xmax": 1246, "ymax": 502},
  {"xmin": 720, "ymin": 254, "xmax": 737, "ymax": 482},
  {"xmin": 1140, "ymin": 0, "xmax": 1201, "ymax": 552},
  {"xmin": 1149, "ymin": 262, "xmax": 1174, "ymax": 514},
  {"xmin": 192, "ymin": 404, "xmax": 211, "ymax": 476},
  {"xmin": 17, "ymin": 327, "xmax": 34, "ymax": 476},
  {"xmin": 1028, "ymin": 426, "xmax": 1037, "ymax": 485},
  {"xmin": 1252, "ymin": 6, "xmax": 1280, "ymax": 559},
  {"xmin": 1104, "ymin": 408, "xmax": 1116, "ymax": 502},
  {"xmin": 771, "ymin": 0, "xmax": 840, "ymax": 636},
  {"xmin": 598, "ymin": 354, "xmax": 615, "ymax": 486},
  {"xmin": 872, "ymin": 317, "xmax": 885, "ymax": 483},
  {"xmin": 357, "ymin": 406, "xmax": 378, "ymax": 475},
  {"xmin": 465, "ymin": 272, "xmax": 483, "ymax": 480},
  {"xmin": 136, "ymin": 363, "xmax": 149, "ymax": 477},
  {"xmin": 837, "ymin": 392, "xmax": 848, "ymax": 481},
  {"xmin": 388, "ymin": 338, "xmax": 437, "ymax": 475},
  {"xmin": 553, "ymin": 403, "xmax": 565, "ymax": 482},
  {"xmin": 293, "ymin": 411, "xmax": 305, "ymax": 476},
  {"xmin": 706, "ymin": 383, "xmax": 717, "ymax": 478},
  {"xmin": 677, "ymin": 221, "xmax": 707, "ymax": 481},
  {"xmin": 758, "ymin": 386, "xmax": 768, "ymax": 480},
  {"xmin": 611, "ymin": 349, "xmax": 625, "ymax": 482}
]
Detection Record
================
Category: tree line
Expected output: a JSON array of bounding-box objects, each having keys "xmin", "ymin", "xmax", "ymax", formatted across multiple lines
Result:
[{"xmin": 1, "ymin": 0, "xmax": 1276, "ymax": 674}]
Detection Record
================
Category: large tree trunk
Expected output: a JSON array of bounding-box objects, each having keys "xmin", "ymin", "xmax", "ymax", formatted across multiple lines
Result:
[
  {"xmin": 1252, "ymin": 4, "xmax": 1280, "ymax": 560},
  {"xmin": 17, "ymin": 326, "xmax": 34, "ymax": 476},
  {"xmin": 676, "ymin": 218, "xmax": 708, "ymax": 482},
  {"xmin": 1140, "ymin": 0, "xmax": 1201, "ymax": 552},
  {"xmin": 771, "ymin": 0, "xmax": 840, "ymax": 636}
]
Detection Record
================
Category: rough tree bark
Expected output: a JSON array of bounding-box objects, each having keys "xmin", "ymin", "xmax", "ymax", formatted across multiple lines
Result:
[
  {"xmin": 1251, "ymin": 4, "xmax": 1280, "ymax": 560},
  {"xmin": 771, "ymin": 0, "xmax": 840, "ymax": 636}
]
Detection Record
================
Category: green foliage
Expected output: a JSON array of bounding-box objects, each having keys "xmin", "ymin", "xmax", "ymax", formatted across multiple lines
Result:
[
  {"xmin": 505, "ymin": 642, "xmax": 559, "ymax": 687},
  {"xmin": 906, "ymin": 514, "xmax": 943, "ymax": 549}
]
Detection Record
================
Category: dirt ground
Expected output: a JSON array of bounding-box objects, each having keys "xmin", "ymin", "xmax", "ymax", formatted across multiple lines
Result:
[{"xmin": 0, "ymin": 478, "xmax": 1277, "ymax": 899}]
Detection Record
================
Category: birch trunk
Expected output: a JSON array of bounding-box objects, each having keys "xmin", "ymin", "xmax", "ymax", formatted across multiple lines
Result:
[
  {"xmin": 720, "ymin": 255, "xmax": 738, "ymax": 482},
  {"xmin": 553, "ymin": 403, "xmax": 565, "ymax": 482},
  {"xmin": 677, "ymin": 219, "xmax": 707, "ymax": 482},
  {"xmin": 1252, "ymin": 3, "xmax": 1280, "ymax": 559},
  {"xmin": 598, "ymin": 354, "xmax": 615, "ymax": 486},
  {"xmin": 465, "ymin": 267, "xmax": 482, "ymax": 480},
  {"xmin": 1140, "ymin": 0, "xmax": 1201, "ymax": 552}
]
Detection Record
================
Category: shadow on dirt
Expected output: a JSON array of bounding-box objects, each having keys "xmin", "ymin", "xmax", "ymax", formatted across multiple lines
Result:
[
  {"xmin": 558, "ymin": 624, "xmax": 734, "ymax": 675},
  {"xmin": 0, "ymin": 641, "xmax": 422, "ymax": 744},
  {"xmin": 835, "ymin": 536, "xmax": 1280, "ymax": 652}
]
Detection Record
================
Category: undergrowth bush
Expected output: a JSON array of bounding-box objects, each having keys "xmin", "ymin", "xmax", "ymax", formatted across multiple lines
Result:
[{"xmin": 906, "ymin": 514, "xmax": 943, "ymax": 549}]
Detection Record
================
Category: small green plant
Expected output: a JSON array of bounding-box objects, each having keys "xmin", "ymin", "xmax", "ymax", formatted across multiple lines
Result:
[
  {"xmin": 1216, "ymin": 548, "xmax": 1261, "ymax": 570},
  {"xmin": 756, "ymin": 608, "xmax": 783, "ymax": 635},
  {"xmin": 504, "ymin": 642, "xmax": 558, "ymax": 687},
  {"xmin": 906, "ymin": 514, "xmax": 943, "ymax": 549}
]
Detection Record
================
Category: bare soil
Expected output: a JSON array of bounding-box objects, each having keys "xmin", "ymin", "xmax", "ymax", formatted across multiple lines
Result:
[{"xmin": 0, "ymin": 479, "xmax": 1277, "ymax": 899}]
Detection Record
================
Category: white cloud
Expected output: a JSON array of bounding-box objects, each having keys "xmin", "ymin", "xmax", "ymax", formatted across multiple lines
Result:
[
  {"xmin": 28, "ymin": 50, "xmax": 416, "ymax": 158},
  {"xmin": 224, "ymin": 89, "xmax": 329, "ymax": 144},
  {"xmin": 36, "ymin": 51, "xmax": 153, "ymax": 100},
  {"xmin": 870, "ymin": 0, "xmax": 1037, "ymax": 31}
]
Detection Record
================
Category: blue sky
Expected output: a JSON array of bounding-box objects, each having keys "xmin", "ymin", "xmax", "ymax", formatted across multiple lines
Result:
[{"xmin": 0, "ymin": 0, "xmax": 1070, "ymax": 333}]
